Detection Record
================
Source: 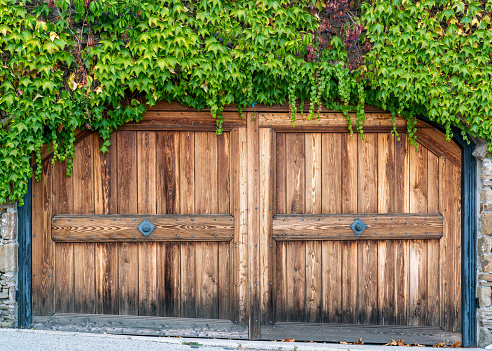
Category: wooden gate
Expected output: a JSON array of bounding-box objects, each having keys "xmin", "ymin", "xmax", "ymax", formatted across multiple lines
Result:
[{"xmin": 31, "ymin": 103, "xmax": 463, "ymax": 344}]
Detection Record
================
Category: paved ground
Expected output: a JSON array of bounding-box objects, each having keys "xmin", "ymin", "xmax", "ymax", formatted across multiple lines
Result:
[{"xmin": 0, "ymin": 328, "xmax": 486, "ymax": 351}]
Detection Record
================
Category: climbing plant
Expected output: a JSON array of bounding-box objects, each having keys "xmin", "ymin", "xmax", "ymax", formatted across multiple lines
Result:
[{"xmin": 1, "ymin": 0, "xmax": 492, "ymax": 204}]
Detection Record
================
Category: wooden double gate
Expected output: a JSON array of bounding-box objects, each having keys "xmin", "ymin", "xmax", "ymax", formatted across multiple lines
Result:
[{"xmin": 32, "ymin": 103, "xmax": 463, "ymax": 344}]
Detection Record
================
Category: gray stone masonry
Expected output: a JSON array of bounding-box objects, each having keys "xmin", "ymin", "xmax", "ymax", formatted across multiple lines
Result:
[
  {"xmin": 479, "ymin": 158, "xmax": 492, "ymax": 347},
  {"xmin": 0, "ymin": 201, "xmax": 17, "ymax": 328}
]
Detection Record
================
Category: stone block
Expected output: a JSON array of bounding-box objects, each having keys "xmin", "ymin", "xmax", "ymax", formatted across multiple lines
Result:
[
  {"xmin": 480, "ymin": 274, "xmax": 492, "ymax": 282},
  {"xmin": 0, "ymin": 211, "xmax": 16, "ymax": 240},
  {"xmin": 479, "ymin": 236, "xmax": 492, "ymax": 254},
  {"xmin": 483, "ymin": 190, "xmax": 492, "ymax": 202},
  {"xmin": 0, "ymin": 243, "xmax": 17, "ymax": 273},
  {"xmin": 483, "ymin": 213, "xmax": 492, "ymax": 236},
  {"xmin": 478, "ymin": 286, "xmax": 492, "ymax": 307},
  {"xmin": 479, "ymin": 327, "xmax": 492, "ymax": 348}
]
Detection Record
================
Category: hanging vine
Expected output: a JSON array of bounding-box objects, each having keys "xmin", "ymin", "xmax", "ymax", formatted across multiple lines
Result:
[{"xmin": 1, "ymin": 0, "xmax": 492, "ymax": 204}]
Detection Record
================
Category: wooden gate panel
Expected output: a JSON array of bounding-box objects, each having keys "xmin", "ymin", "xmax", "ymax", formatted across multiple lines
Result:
[
  {"xmin": 44, "ymin": 129, "xmax": 236, "ymax": 321},
  {"xmin": 271, "ymin": 130, "xmax": 462, "ymax": 332}
]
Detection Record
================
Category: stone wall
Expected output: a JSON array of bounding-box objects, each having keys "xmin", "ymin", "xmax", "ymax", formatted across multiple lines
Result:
[
  {"xmin": 0, "ymin": 201, "xmax": 17, "ymax": 327},
  {"xmin": 479, "ymin": 157, "xmax": 492, "ymax": 347}
]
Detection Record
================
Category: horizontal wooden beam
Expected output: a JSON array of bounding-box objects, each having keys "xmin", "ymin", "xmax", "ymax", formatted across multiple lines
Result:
[
  {"xmin": 272, "ymin": 213, "xmax": 443, "ymax": 241},
  {"xmin": 118, "ymin": 111, "xmax": 245, "ymax": 131},
  {"xmin": 33, "ymin": 314, "xmax": 248, "ymax": 339},
  {"xmin": 261, "ymin": 323, "xmax": 461, "ymax": 345},
  {"xmin": 52, "ymin": 214, "xmax": 234, "ymax": 242},
  {"xmin": 258, "ymin": 112, "xmax": 431, "ymax": 132}
]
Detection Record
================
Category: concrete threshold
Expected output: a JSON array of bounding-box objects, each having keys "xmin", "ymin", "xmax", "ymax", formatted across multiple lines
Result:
[{"xmin": 0, "ymin": 328, "xmax": 486, "ymax": 351}]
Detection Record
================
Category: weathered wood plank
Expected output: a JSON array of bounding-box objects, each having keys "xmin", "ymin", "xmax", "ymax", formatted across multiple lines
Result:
[
  {"xmin": 275, "ymin": 133, "xmax": 287, "ymax": 213},
  {"xmin": 94, "ymin": 133, "xmax": 117, "ymax": 215},
  {"xmin": 137, "ymin": 131, "xmax": 158, "ymax": 316},
  {"xmin": 415, "ymin": 128, "xmax": 461, "ymax": 166},
  {"xmin": 156, "ymin": 132, "xmax": 180, "ymax": 214},
  {"xmin": 95, "ymin": 242, "xmax": 118, "ymax": 315},
  {"xmin": 304, "ymin": 133, "xmax": 322, "ymax": 323},
  {"xmin": 286, "ymin": 133, "xmax": 305, "ymax": 214},
  {"xmin": 195, "ymin": 132, "xmax": 218, "ymax": 214},
  {"xmin": 93, "ymin": 133, "xmax": 119, "ymax": 315},
  {"xmin": 427, "ymin": 151, "xmax": 440, "ymax": 327},
  {"xmin": 258, "ymin": 113, "xmax": 430, "ymax": 132},
  {"xmin": 272, "ymin": 214, "xmax": 443, "ymax": 240},
  {"xmin": 116, "ymin": 131, "xmax": 138, "ymax": 316},
  {"xmin": 218, "ymin": 242, "xmax": 231, "ymax": 320},
  {"xmin": 51, "ymin": 214, "xmax": 235, "ymax": 242},
  {"xmin": 342, "ymin": 134, "xmax": 358, "ymax": 213},
  {"xmin": 322, "ymin": 241, "xmax": 342, "ymax": 323},
  {"xmin": 395, "ymin": 133, "xmax": 410, "ymax": 326},
  {"xmin": 33, "ymin": 314, "xmax": 248, "ymax": 339},
  {"xmin": 73, "ymin": 135, "xmax": 95, "ymax": 314},
  {"xmin": 195, "ymin": 242, "xmax": 219, "ymax": 319},
  {"xmin": 357, "ymin": 133, "xmax": 378, "ymax": 325},
  {"xmin": 157, "ymin": 242, "xmax": 180, "ymax": 317},
  {"xmin": 260, "ymin": 323, "xmax": 461, "ymax": 345},
  {"xmin": 377, "ymin": 133, "xmax": 396, "ymax": 325},
  {"xmin": 217, "ymin": 132, "xmax": 231, "ymax": 214},
  {"xmin": 32, "ymin": 159, "xmax": 54, "ymax": 317},
  {"xmin": 286, "ymin": 241, "xmax": 306, "ymax": 322},
  {"xmin": 341, "ymin": 240, "xmax": 358, "ymax": 324},
  {"xmin": 52, "ymin": 160, "xmax": 74, "ymax": 314},
  {"xmin": 259, "ymin": 128, "xmax": 274, "ymax": 325},
  {"xmin": 321, "ymin": 133, "xmax": 342, "ymax": 214},
  {"xmin": 179, "ymin": 131, "xmax": 195, "ymax": 318},
  {"xmin": 117, "ymin": 111, "xmax": 244, "ymax": 131},
  {"xmin": 247, "ymin": 112, "xmax": 261, "ymax": 338},
  {"xmin": 409, "ymin": 145, "xmax": 428, "ymax": 326}
]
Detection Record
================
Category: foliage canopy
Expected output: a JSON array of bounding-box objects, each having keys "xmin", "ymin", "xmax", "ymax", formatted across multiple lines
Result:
[{"xmin": 0, "ymin": 0, "xmax": 491, "ymax": 204}]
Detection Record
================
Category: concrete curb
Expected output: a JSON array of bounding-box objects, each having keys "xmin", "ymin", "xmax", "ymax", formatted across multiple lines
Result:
[{"xmin": 0, "ymin": 329, "xmax": 485, "ymax": 351}]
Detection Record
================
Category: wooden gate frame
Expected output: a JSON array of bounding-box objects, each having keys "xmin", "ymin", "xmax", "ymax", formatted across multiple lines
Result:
[{"xmin": 16, "ymin": 107, "xmax": 477, "ymax": 347}]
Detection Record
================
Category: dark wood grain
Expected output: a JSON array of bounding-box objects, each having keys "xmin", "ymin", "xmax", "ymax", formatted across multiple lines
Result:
[
  {"xmin": 260, "ymin": 323, "xmax": 461, "ymax": 345},
  {"xmin": 52, "ymin": 214, "xmax": 235, "ymax": 241},
  {"xmin": 272, "ymin": 214, "xmax": 443, "ymax": 240},
  {"xmin": 33, "ymin": 314, "xmax": 248, "ymax": 339}
]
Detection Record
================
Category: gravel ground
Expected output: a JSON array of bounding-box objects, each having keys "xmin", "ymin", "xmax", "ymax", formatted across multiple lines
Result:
[{"xmin": 0, "ymin": 328, "xmax": 485, "ymax": 351}]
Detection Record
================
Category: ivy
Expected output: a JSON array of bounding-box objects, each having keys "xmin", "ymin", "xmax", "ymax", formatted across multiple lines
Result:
[
  {"xmin": 362, "ymin": 0, "xmax": 492, "ymax": 146},
  {"xmin": 2, "ymin": 0, "xmax": 492, "ymax": 205}
]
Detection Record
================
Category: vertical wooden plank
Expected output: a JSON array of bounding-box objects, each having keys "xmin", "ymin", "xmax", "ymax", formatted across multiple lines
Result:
[
  {"xmin": 32, "ymin": 158, "xmax": 54, "ymax": 317},
  {"xmin": 195, "ymin": 132, "xmax": 219, "ymax": 320},
  {"xmin": 195, "ymin": 132, "xmax": 218, "ymax": 213},
  {"xmin": 285, "ymin": 133, "xmax": 305, "ymax": 323},
  {"xmin": 341, "ymin": 133, "xmax": 358, "ymax": 324},
  {"xmin": 218, "ymin": 132, "xmax": 231, "ymax": 320},
  {"xmin": 117, "ymin": 131, "xmax": 138, "ymax": 316},
  {"xmin": 259, "ymin": 128, "xmax": 274, "ymax": 325},
  {"xmin": 237, "ymin": 127, "xmax": 249, "ymax": 325},
  {"xmin": 305, "ymin": 133, "xmax": 322, "ymax": 323},
  {"xmin": 276, "ymin": 133, "xmax": 287, "ymax": 214},
  {"xmin": 377, "ymin": 133, "xmax": 395, "ymax": 325},
  {"xmin": 357, "ymin": 133, "xmax": 378, "ymax": 325},
  {"xmin": 137, "ymin": 131, "xmax": 157, "ymax": 316},
  {"xmin": 427, "ymin": 152, "xmax": 440, "ymax": 327},
  {"xmin": 52, "ymin": 160, "xmax": 74, "ymax": 313},
  {"xmin": 395, "ymin": 133, "xmax": 410, "ymax": 326},
  {"xmin": 95, "ymin": 242, "xmax": 118, "ymax": 314},
  {"xmin": 409, "ymin": 145, "xmax": 428, "ymax": 326},
  {"xmin": 322, "ymin": 241, "xmax": 342, "ymax": 323},
  {"xmin": 156, "ymin": 131, "xmax": 180, "ymax": 317},
  {"xmin": 73, "ymin": 134, "xmax": 95, "ymax": 314},
  {"xmin": 285, "ymin": 133, "xmax": 305, "ymax": 214},
  {"xmin": 275, "ymin": 133, "xmax": 287, "ymax": 322},
  {"xmin": 179, "ymin": 131, "xmax": 195, "ymax": 318},
  {"xmin": 94, "ymin": 133, "xmax": 118, "ymax": 315},
  {"xmin": 94, "ymin": 133, "xmax": 118, "ymax": 215},
  {"xmin": 157, "ymin": 132, "xmax": 180, "ymax": 215},
  {"xmin": 342, "ymin": 134, "xmax": 358, "ymax": 214},
  {"xmin": 247, "ymin": 113, "xmax": 260, "ymax": 338},
  {"xmin": 321, "ymin": 133, "xmax": 342, "ymax": 324},
  {"xmin": 441, "ymin": 159, "xmax": 461, "ymax": 331}
]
